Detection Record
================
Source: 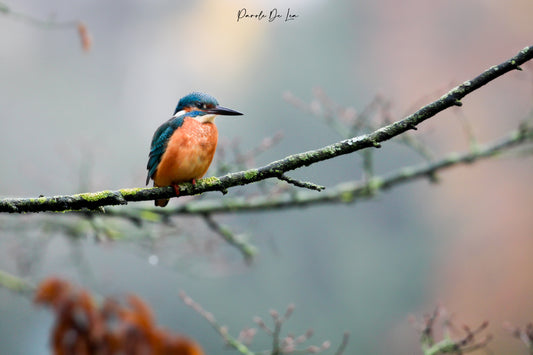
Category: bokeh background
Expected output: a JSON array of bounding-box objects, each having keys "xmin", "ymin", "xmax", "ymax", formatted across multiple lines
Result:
[{"xmin": 1, "ymin": 0, "xmax": 533, "ymax": 353}]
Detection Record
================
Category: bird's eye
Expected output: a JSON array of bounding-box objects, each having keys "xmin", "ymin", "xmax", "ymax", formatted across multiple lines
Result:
[{"xmin": 199, "ymin": 103, "xmax": 207, "ymax": 110}]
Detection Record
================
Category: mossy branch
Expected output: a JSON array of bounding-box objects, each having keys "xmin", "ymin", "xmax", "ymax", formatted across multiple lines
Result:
[
  {"xmin": 0, "ymin": 270, "xmax": 35, "ymax": 297},
  {"xmin": 1, "ymin": 46, "xmax": 532, "ymax": 214},
  {"xmin": 102, "ymin": 123, "xmax": 533, "ymax": 218}
]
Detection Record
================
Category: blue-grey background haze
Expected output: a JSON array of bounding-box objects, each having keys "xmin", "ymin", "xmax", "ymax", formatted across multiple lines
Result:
[{"xmin": 1, "ymin": 0, "xmax": 533, "ymax": 354}]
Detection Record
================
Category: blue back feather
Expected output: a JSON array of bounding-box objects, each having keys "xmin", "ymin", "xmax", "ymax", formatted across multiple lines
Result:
[
  {"xmin": 145, "ymin": 116, "xmax": 185, "ymax": 185},
  {"xmin": 147, "ymin": 92, "xmax": 220, "ymax": 185}
]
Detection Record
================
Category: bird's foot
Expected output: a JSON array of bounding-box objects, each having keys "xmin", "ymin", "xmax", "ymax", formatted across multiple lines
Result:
[
  {"xmin": 191, "ymin": 178, "xmax": 197, "ymax": 186},
  {"xmin": 172, "ymin": 184, "xmax": 180, "ymax": 196}
]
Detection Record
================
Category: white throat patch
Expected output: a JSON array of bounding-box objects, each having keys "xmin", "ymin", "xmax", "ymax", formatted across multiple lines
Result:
[
  {"xmin": 192, "ymin": 114, "xmax": 216, "ymax": 123},
  {"xmin": 172, "ymin": 110, "xmax": 216, "ymax": 123}
]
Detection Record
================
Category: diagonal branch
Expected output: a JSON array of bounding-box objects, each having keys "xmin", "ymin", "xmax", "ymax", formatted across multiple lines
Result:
[
  {"xmin": 0, "ymin": 270, "xmax": 35, "ymax": 297},
  {"xmin": 1, "ymin": 46, "xmax": 532, "ymax": 214},
  {"xmin": 201, "ymin": 214, "xmax": 257, "ymax": 263},
  {"xmin": 102, "ymin": 122, "xmax": 533, "ymax": 217}
]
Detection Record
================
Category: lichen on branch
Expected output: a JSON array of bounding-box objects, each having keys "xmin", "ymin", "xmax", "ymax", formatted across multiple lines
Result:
[{"xmin": 0, "ymin": 46, "xmax": 532, "ymax": 214}]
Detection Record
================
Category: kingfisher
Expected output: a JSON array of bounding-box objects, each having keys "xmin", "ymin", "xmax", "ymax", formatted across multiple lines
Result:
[{"xmin": 146, "ymin": 92, "xmax": 243, "ymax": 207}]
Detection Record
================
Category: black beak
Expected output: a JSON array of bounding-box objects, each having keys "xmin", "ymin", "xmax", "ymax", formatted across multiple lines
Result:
[{"xmin": 206, "ymin": 105, "xmax": 243, "ymax": 116}]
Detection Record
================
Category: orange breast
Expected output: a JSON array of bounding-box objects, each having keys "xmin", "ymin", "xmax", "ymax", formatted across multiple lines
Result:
[{"xmin": 153, "ymin": 118, "xmax": 218, "ymax": 187}]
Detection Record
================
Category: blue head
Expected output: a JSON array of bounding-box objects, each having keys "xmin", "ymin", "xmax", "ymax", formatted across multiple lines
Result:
[
  {"xmin": 173, "ymin": 92, "xmax": 242, "ymax": 118},
  {"xmin": 146, "ymin": 92, "xmax": 242, "ymax": 185}
]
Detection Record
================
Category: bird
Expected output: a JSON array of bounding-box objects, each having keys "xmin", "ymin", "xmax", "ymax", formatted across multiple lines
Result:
[{"xmin": 146, "ymin": 92, "xmax": 243, "ymax": 207}]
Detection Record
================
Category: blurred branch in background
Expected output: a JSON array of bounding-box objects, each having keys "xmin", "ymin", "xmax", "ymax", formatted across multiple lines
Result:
[
  {"xmin": 0, "ymin": 269, "xmax": 35, "ymax": 297},
  {"xmin": 0, "ymin": 45, "xmax": 532, "ymax": 213},
  {"xmin": 0, "ymin": 2, "xmax": 92, "ymax": 51},
  {"xmin": 201, "ymin": 213, "xmax": 257, "ymax": 264},
  {"xmin": 180, "ymin": 291, "xmax": 349, "ymax": 355},
  {"xmin": 214, "ymin": 131, "xmax": 285, "ymax": 177},
  {"xmin": 505, "ymin": 322, "xmax": 533, "ymax": 354},
  {"xmin": 284, "ymin": 87, "xmax": 433, "ymax": 180},
  {"xmin": 410, "ymin": 306, "xmax": 492, "ymax": 355}
]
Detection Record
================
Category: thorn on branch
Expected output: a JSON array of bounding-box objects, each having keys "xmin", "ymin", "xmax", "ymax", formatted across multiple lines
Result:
[
  {"xmin": 278, "ymin": 174, "xmax": 326, "ymax": 191},
  {"xmin": 453, "ymin": 100, "xmax": 463, "ymax": 107}
]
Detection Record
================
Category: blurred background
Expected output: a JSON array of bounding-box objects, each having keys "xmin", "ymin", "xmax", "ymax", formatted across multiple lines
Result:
[{"xmin": 1, "ymin": 0, "xmax": 533, "ymax": 353}]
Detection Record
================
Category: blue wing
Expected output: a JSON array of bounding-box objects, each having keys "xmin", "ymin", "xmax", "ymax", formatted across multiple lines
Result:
[{"xmin": 146, "ymin": 116, "xmax": 185, "ymax": 185}]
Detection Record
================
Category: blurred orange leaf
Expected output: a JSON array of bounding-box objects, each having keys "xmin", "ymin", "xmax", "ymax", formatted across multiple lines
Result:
[
  {"xmin": 35, "ymin": 277, "xmax": 204, "ymax": 355},
  {"xmin": 77, "ymin": 22, "xmax": 92, "ymax": 52}
]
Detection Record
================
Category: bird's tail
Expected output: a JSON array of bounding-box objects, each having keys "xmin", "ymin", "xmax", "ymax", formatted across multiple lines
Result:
[{"xmin": 155, "ymin": 198, "xmax": 169, "ymax": 207}]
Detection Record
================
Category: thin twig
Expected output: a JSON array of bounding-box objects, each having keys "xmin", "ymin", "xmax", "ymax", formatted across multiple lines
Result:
[
  {"xmin": 0, "ymin": 2, "xmax": 77, "ymax": 28},
  {"xmin": 179, "ymin": 290, "xmax": 256, "ymax": 355},
  {"xmin": 201, "ymin": 214, "xmax": 257, "ymax": 263},
  {"xmin": 277, "ymin": 174, "xmax": 325, "ymax": 191},
  {"xmin": 0, "ymin": 3, "xmax": 92, "ymax": 51}
]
